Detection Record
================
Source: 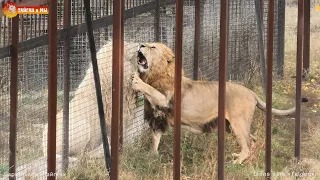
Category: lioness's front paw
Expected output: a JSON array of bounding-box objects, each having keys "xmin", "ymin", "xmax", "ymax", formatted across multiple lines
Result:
[{"xmin": 131, "ymin": 72, "xmax": 144, "ymax": 91}]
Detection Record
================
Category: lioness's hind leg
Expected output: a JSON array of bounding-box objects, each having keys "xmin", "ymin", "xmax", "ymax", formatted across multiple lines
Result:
[{"xmin": 229, "ymin": 121, "xmax": 251, "ymax": 164}]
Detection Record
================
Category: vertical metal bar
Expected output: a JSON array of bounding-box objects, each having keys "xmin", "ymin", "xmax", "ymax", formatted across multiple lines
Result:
[
  {"xmin": 302, "ymin": 0, "xmax": 310, "ymax": 79},
  {"xmin": 295, "ymin": 0, "xmax": 304, "ymax": 160},
  {"xmin": 42, "ymin": 12, "xmax": 46, "ymax": 35},
  {"xmin": 0, "ymin": 17, "xmax": 2, "ymax": 46},
  {"xmin": 72, "ymin": 0, "xmax": 75, "ymax": 25},
  {"xmin": 47, "ymin": 0, "xmax": 58, "ymax": 179},
  {"xmin": 154, "ymin": 0, "xmax": 160, "ymax": 42},
  {"xmin": 95, "ymin": 0, "xmax": 98, "ymax": 19},
  {"xmin": 34, "ymin": 14, "xmax": 38, "ymax": 37},
  {"xmin": 193, "ymin": 0, "xmax": 200, "ymax": 80},
  {"xmin": 254, "ymin": 0, "xmax": 266, "ymax": 95},
  {"xmin": 38, "ymin": 14, "xmax": 41, "ymax": 36},
  {"xmin": 111, "ymin": 0, "xmax": 124, "ymax": 178},
  {"xmin": 260, "ymin": 0, "xmax": 264, "ymax": 20},
  {"xmin": 173, "ymin": 0, "xmax": 183, "ymax": 179},
  {"xmin": 25, "ymin": 15, "xmax": 28, "ymax": 40},
  {"xmin": 265, "ymin": 0, "xmax": 275, "ymax": 178},
  {"xmin": 9, "ymin": 14, "xmax": 19, "ymax": 180},
  {"xmin": 62, "ymin": 0, "xmax": 71, "ymax": 174},
  {"xmin": 8, "ymin": 18, "xmax": 12, "ymax": 43},
  {"xmin": 119, "ymin": 0, "xmax": 125, "ymax": 151},
  {"xmin": 30, "ymin": 14, "xmax": 33, "ymax": 38},
  {"xmin": 58, "ymin": 0, "xmax": 63, "ymax": 29},
  {"xmin": 218, "ymin": 0, "xmax": 228, "ymax": 179},
  {"xmin": 83, "ymin": 0, "xmax": 112, "ymax": 175},
  {"xmin": 3, "ymin": 17, "xmax": 6, "ymax": 46}
]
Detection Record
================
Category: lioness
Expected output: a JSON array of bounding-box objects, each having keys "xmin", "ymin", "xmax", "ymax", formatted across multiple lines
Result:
[{"xmin": 131, "ymin": 42, "xmax": 297, "ymax": 164}]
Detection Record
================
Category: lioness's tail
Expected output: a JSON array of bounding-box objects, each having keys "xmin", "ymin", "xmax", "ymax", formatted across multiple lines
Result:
[{"xmin": 254, "ymin": 94, "xmax": 296, "ymax": 116}]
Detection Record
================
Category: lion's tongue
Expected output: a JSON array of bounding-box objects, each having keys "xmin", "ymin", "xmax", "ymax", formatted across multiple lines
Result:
[{"xmin": 139, "ymin": 58, "xmax": 147, "ymax": 65}]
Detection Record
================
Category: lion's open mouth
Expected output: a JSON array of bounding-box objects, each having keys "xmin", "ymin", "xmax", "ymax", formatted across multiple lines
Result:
[{"xmin": 137, "ymin": 51, "xmax": 148, "ymax": 69}]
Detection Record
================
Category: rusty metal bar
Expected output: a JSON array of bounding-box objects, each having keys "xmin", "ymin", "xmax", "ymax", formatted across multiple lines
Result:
[
  {"xmin": 265, "ymin": 0, "xmax": 275, "ymax": 178},
  {"xmin": 154, "ymin": 0, "xmax": 160, "ymax": 42},
  {"xmin": 111, "ymin": 0, "xmax": 124, "ymax": 178},
  {"xmin": 218, "ymin": 0, "xmax": 228, "ymax": 179},
  {"xmin": 9, "ymin": 14, "xmax": 19, "ymax": 180},
  {"xmin": 193, "ymin": 0, "xmax": 200, "ymax": 80},
  {"xmin": 83, "ymin": 0, "xmax": 111, "ymax": 176},
  {"xmin": 295, "ymin": 0, "xmax": 304, "ymax": 159},
  {"xmin": 47, "ymin": 0, "xmax": 58, "ymax": 179},
  {"xmin": 62, "ymin": 0, "xmax": 71, "ymax": 174},
  {"xmin": 302, "ymin": 0, "xmax": 310, "ymax": 79},
  {"xmin": 173, "ymin": 0, "xmax": 183, "ymax": 179}
]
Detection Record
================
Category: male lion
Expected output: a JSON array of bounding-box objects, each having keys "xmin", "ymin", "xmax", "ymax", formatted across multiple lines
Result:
[{"xmin": 131, "ymin": 42, "xmax": 297, "ymax": 164}]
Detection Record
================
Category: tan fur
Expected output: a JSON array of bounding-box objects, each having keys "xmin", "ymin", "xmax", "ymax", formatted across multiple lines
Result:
[
  {"xmin": 42, "ymin": 41, "xmax": 141, "ymax": 157},
  {"xmin": 132, "ymin": 42, "xmax": 296, "ymax": 164}
]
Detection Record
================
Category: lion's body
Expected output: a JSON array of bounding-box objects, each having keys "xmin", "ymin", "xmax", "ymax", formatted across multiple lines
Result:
[
  {"xmin": 132, "ymin": 42, "xmax": 296, "ymax": 164},
  {"xmin": 42, "ymin": 41, "xmax": 141, "ymax": 157}
]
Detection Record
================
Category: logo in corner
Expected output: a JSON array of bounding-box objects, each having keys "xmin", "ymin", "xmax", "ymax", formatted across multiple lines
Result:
[{"xmin": 2, "ymin": 2, "xmax": 17, "ymax": 18}]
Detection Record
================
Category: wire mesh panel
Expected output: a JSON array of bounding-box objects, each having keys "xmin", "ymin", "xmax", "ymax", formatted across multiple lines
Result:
[
  {"xmin": 198, "ymin": 0, "xmax": 284, "ymax": 82},
  {"xmin": 0, "ymin": 57, "xmax": 10, "ymax": 177}
]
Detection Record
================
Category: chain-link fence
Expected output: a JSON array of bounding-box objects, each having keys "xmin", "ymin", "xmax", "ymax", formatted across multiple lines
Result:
[{"xmin": 0, "ymin": 0, "xmax": 285, "ymax": 178}]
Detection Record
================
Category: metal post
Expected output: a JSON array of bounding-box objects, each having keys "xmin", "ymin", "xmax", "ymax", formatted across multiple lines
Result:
[
  {"xmin": 47, "ymin": 0, "xmax": 58, "ymax": 179},
  {"xmin": 9, "ymin": 14, "xmax": 19, "ymax": 180},
  {"xmin": 302, "ymin": 0, "xmax": 310, "ymax": 80},
  {"xmin": 295, "ymin": 0, "xmax": 304, "ymax": 160},
  {"xmin": 265, "ymin": 0, "xmax": 275, "ymax": 178},
  {"xmin": 193, "ymin": 0, "xmax": 200, "ymax": 80},
  {"xmin": 83, "ymin": 0, "xmax": 112, "ymax": 176},
  {"xmin": 173, "ymin": 0, "xmax": 183, "ymax": 179},
  {"xmin": 218, "ymin": 0, "xmax": 228, "ymax": 179},
  {"xmin": 62, "ymin": 0, "xmax": 71, "ymax": 174},
  {"xmin": 111, "ymin": 0, "xmax": 124, "ymax": 179}
]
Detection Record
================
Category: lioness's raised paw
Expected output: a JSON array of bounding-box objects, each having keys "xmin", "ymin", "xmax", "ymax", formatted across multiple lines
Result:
[{"xmin": 131, "ymin": 72, "xmax": 145, "ymax": 92}]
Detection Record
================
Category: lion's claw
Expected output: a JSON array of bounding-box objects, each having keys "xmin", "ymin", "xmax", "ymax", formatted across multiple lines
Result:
[{"xmin": 131, "ymin": 72, "xmax": 144, "ymax": 91}]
